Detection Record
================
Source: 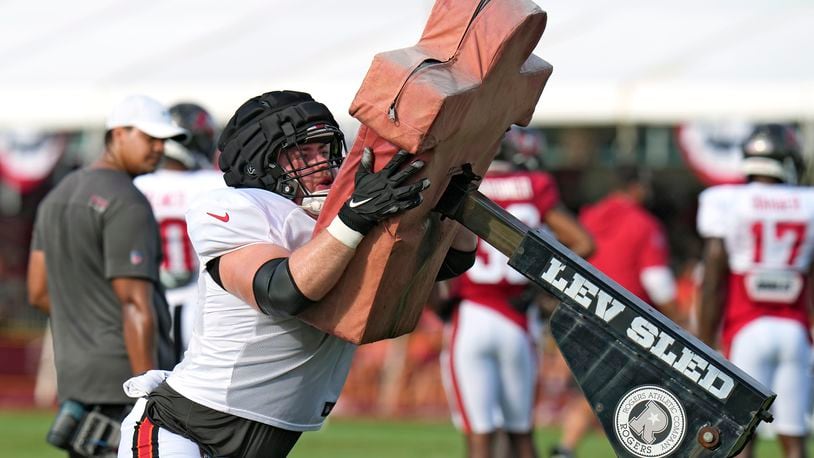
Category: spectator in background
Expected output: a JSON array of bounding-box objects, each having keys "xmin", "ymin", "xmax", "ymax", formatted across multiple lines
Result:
[
  {"xmin": 26, "ymin": 95, "xmax": 186, "ymax": 456},
  {"xmin": 440, "ymin": 134, "xmax": 594, "ymax": 458},
  {"xmin": 696, "ymin": 125, "xmax": 812, "ymax": 458},
  {"xmin": 551, "ymin": 165, "xmax": 680, "ymax": 458},
  {"xmin": 134, "ymin": 102, "xmax": 224, "ymax": 360}
]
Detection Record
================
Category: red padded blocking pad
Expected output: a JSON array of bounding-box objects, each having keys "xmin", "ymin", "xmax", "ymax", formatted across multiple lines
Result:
[{"xmin": 299, "ymin": 0, "xmax": 553, "ymax": 343}]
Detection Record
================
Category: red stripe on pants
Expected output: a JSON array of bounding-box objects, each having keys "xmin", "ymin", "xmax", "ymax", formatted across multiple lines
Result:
[{"xmin": 136, "ymin": 416, "xmax": 156, "ymax": 458}]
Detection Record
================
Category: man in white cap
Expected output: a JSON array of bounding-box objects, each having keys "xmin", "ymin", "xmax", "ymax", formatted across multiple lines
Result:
[{"xmin": 27, "ymin": 95, "xmax": 188, "ymax": 457}]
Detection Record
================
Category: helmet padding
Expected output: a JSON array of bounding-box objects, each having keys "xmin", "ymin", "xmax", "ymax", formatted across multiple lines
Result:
[{"xmin": 218, "ymin": 91, "xmax": 344, "ymax": 198}]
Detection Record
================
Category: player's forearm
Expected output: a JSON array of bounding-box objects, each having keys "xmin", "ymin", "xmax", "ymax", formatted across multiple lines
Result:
[
  {"xmin": 545, "ymin": 207, "xmax": 595, "ymax": 258},
  {"xmin": 30, "ymin": 295, "xmax": 51, "ymax": 315},
  {"xmin": 288, "ymin": 227, "xmax": 356, "ymax": 300},
  {"xmin": 696, "ymin": 238, "xmax": 727, "ymax": 346},
  {"xmin": 568, "ymin": 234, "xmax": 595, "ymax": 259},
  {"xmin": 122, "ymin": 301, "xmax": 157, "ymax": 374},
  {"xmin": 696, "ymin": 289, "xmax": 722, "ymax": 346},
  {"xmin": 656, "ymin": 300, "xmax": 686, "ymax": 328},
  {"xmin": 27, "ymin": 249, "xmax": 51, "ymax": 314}
]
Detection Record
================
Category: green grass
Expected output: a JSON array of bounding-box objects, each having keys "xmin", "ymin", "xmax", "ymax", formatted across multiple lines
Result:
[
  {"xmin": 0, "ymin": 409, "xmax": 808, "ymax": 457},
  {"xmin": 0, "ymin": 410, "xmax": 62, "ymax": 457}
]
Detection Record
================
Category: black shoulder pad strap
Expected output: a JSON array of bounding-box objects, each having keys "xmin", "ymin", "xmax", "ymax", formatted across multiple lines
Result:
[
  {"xmin": 252, "ymin": 258, "xmax": 316, "ymax": 316},
  {"xmin": 205, "ymin": 257, "xmax": 224, "ymax": 289}
]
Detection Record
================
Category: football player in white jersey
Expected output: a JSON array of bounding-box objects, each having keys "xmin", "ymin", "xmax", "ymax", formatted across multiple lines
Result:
[
  {"xmin": 697, "ymin": 125, "xmax": 813, "ymax": 458},
  {"xmin": 134, "ymin": 103, "xmax": 224, "ymax": 361},
  {"xmin": 118, "ymin": 91, "xmax": 476, "ymax": 458}
]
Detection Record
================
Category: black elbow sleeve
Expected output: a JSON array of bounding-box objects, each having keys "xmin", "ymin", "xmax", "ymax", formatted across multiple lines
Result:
[
  {"xmin": 252, "ymin": 258, "xmax": 316, "ymax": 316},
  {"xmin": 436, "ymin": 247, "xmax": 477, "ymax": 282}
]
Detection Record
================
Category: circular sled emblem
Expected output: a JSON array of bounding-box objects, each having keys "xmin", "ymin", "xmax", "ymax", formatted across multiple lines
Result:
[{"xmin": 614, "ymin": 385, "xmax": 686, "ymax": 458}]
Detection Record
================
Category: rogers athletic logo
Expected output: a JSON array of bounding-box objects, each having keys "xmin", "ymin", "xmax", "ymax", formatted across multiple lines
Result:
[{"xmin": 614, "ymin": 386, "xmax": 686, "ymax": 458}]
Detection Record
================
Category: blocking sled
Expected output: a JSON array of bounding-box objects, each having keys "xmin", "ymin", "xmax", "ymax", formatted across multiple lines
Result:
[
  {"xmin": 303, "ymin": 0, "xmax": 775, "ymax": 453},
  {"xmin": 302, "ymin": 0, "xmax": 552, "ymax": 343},
  {"xmin": 451, "ymin": 188, "xmax": 775, "ymax": 458}
]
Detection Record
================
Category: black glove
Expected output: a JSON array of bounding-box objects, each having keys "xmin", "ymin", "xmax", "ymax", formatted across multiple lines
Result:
[
  {"xmin": 433, "ymin": 163, "xmax": 481, "ymax": 221},
  {"xmin": 338, "ymin": 148, "xmax": 430, "ymax": 235}
]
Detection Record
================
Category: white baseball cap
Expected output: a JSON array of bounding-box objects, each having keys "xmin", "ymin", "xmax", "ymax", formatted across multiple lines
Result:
[{"xmin": 106, "ymin": 95, "xmax": 190, "ymax": 142}]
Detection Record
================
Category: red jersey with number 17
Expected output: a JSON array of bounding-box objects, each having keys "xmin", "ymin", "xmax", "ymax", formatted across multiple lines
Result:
[
  {"xmin": 457, "ymin": 170, "xmax": 560, "ymax": 330},
  {"xmin": 697, "ymin": 182, "xmax": 814, "ymax": 353}
]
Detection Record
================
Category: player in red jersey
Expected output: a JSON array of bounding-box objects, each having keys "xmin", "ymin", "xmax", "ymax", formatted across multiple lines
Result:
[
  {"xmin": 440, "ymin": 131, "xmax": 594, "ymax": 458},
  {"xmin": 697, "ymin": 125, "xmax": 813, "ymax": 458},
  {"xmin": 551, "ymin": 166, "xmax": 680, "ymax": 458}
]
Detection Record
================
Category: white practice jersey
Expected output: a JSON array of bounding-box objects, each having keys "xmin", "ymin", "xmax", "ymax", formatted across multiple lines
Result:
[
  {"xmin": 166, "ymin": 187, "xmax": 356, "ymax": 431},
  {"xmin": 697, "ymin": 182, "xmax": 814, "ymax": 352},
  {"xmin": 698, "ymin": 183, "xmax": 814, "ymax": 275}
]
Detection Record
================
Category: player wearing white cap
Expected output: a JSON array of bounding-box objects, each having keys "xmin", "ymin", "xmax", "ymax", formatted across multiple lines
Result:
[{"xmin": 28, "ymin": 95, "xmax": 187, "ymax": 457}]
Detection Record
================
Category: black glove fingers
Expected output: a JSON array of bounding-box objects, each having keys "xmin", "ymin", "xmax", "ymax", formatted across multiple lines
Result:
[
  {"xmin": 389, "ymin": 160, "xmax": 425, "ymax": 184},
  {"xmin": 393, "ymin": 178, "xmax": 430, "ymax": 200},
  {"xmin": 399, "ymin": 193, "xmax": 424, "ymax": 212},
  {"xmin": 382, "ymin": 150, "xmax": 412, "ymax": 176},
  {"xmin": 341, "ymin": 149, "xmax": 428, "ymax": 232}
]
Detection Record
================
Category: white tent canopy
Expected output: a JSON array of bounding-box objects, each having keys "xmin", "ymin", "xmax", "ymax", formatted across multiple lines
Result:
[{"xmin": 1, "ymin": 0, "xmax": 813, "ymax": 130}]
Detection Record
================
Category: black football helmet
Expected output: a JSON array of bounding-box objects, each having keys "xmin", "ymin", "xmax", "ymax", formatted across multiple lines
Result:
[
  {"xmin": 496, "ymin": 127, "xmax": 547, "ymax": 171},
  {"xmin": 217, "ymin": 91, "xmax": 345, "ymax": 208},
  {"xmin": 741, "ymin": 124, "xmax": 803, "ymax": 184},
  {"xmin": 169, "ymin": 102, "xmax": 219, "ymax": 164}
]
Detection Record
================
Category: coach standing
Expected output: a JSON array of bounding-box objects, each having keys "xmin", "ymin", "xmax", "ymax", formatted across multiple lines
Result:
[{"xmin": 27, "ymin": 95, "xmax": 187, "ymax": 456}]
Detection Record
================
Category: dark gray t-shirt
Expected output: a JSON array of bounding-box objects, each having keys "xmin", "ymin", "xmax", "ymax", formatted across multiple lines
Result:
[{"xmin": 32, "ymin": 168, "xmax": 176, "ymax": 404}]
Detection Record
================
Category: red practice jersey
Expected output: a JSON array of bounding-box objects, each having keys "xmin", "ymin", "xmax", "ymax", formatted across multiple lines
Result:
[
  {"xmin": 579, "ymin": 194, "xmax": 670, "ymax": 304},
  {"xmin": 457, "ymin": 170, "xmax": 559, "ymax": 330}
]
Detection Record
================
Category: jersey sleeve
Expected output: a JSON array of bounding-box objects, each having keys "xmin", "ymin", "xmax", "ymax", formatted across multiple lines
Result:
[
  {"xmin": 282, "ymin": 209, "xmax": 318, "ymax": 251},
  {"xmin": 533, "ymin": 172, "xmax": 561, "ymax": 216},
  {"xmin": 186, "ymin": 189, "xmax": 272, "ymax": 263},
  {"xmin": 697, "ymin": 186, "xmax": 731, "ymax": 238},
  {"xmin": 639, "ymin": 219, "xmax": 670, "ymax": 269},
  {"xmin": 103, "ymin": 201, "xmax": 161, "ymax": 281}
]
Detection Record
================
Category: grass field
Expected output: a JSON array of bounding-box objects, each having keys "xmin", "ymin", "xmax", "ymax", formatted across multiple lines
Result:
[{"xmin": 0, "ymin": 409, "xmax": 807, "ymax": 457}]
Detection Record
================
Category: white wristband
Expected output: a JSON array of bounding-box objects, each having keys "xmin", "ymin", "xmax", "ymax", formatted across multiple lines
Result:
[{"xmin": 326, "ymin": 216, "xmax": 365, "ymax": 249}]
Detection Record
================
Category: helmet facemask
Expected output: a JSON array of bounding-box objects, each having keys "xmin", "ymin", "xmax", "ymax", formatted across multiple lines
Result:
[{"xmin": 272, "ymin": 123, "xmax": 345, "ymax": 215}]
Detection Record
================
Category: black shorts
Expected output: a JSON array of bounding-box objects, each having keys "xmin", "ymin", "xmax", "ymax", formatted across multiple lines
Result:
[{"xmin": 143, "ymin": 382, "xmax": 302, "ymax": 458}]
